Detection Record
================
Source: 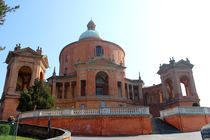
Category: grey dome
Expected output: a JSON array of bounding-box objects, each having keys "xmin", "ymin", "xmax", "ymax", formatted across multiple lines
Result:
[{"xmin": 79, "ymin": 30, "xmax": 100, "ymax": 40}]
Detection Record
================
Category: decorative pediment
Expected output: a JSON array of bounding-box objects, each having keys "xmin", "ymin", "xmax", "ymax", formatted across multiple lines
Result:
[
  {"xmin": 158, "ymin": 58, "xmax": 194, "ymax": 75},
  {"xmin": 75, "ymin": 57, "xmax": 126, "ymax": 69},
  {"xmin": 5, "ymin": 47, "xmax": 42, "ymax": 64},
  {"xmin": 14, "ymin": 47, "xmax": 41, "ymax": 56},
  {"xmin": 175, "ymin": 59, "xmax": 194, "ymax": 68}
]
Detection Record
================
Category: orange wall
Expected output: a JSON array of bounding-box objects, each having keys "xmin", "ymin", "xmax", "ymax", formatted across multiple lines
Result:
[
  {"xmin": 20, "ymin": 116, "xmax": 152, "ymax": 136},
  {"xmin": 164, "ymin": 114, "xmax": 210, "ymax": 132},
  {"xmin": 0, "ymin": 97, "xmax": 19, "ymax": 120}
]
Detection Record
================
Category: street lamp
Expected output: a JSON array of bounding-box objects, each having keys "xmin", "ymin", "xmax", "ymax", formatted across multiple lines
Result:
[{"xmin": 47, "ymin": 113, "xmax": 51, "ymax": 138}]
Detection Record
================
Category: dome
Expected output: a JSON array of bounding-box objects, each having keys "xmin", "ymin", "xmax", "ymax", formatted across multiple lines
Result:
[
  {"xmin": 79, "ymin": 30, "xmax": 100, "ymax": 40},
  {"xmin": 79, "ymin": 20, "xmax": 101, "ymax": 40}
]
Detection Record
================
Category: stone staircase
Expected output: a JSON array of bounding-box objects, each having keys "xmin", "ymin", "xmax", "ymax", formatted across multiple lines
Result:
[{"xmin": 152, "ymin": 118, "xmax": 181, "ymax": 134}]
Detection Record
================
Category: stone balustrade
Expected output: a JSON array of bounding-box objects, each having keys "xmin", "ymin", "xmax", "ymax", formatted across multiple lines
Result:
[
  {"xmin": 160, "ymin": 107, "xmax": 210, "ymax": 118},
  {"xmin": 19, "ymin": 107, "xmax": 150, "ymax": 119}
]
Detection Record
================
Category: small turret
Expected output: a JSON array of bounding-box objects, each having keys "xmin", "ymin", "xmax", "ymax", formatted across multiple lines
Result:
[
  {"xmin": 87, "ymin": 20, "xmax": 96, "ymax": 30},
  {"xmin": 53, "ymin": 67, "xmax": 56, "ymax": 77}
]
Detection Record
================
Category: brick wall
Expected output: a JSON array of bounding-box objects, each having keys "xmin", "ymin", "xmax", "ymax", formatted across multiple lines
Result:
[{"xmin": 20, "ymin": 115, "xmax": 152, "ymax": 136}]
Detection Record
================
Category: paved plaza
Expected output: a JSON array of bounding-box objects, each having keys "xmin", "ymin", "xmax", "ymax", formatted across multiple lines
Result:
[{"xmin": 72, "ymin": 131, "xmax": 202, "ymax": 140}]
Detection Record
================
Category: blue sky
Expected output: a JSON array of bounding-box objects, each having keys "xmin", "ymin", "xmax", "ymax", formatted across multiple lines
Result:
[{"xmin": 1, "ymin": 0, "xmax": 210, "ymax": 106}]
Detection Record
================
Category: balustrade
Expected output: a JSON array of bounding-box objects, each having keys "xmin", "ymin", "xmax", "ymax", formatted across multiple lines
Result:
[
  {"xmin": 19, "ymin": 107, "xmax": 150, "ymax": 119},
  {"xmin": 160, "ymin": 107, "xmax": 210, "ymax": 117}
]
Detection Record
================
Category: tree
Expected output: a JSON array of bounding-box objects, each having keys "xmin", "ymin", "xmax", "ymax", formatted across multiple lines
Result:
[
  {"xmin": 18, "ymin": 79, "xmax": 54, "ymax": 112},
  {"xmin": 0, "ymin": 0, "xmax": 19, "ymax": 25},
  {"xmin": 0, "ymin": 46, "xmax": 5, "ymax": 51}
]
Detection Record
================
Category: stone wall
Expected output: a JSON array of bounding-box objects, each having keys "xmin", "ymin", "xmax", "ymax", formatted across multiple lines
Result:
[
  {"xmin": 20, "ymin": 116, "xmax": 151, "ymax": 136},
  {"xmin": 18, "ymin": 107, "xmax": 152, "ymax": 136},
  {"xmin": 18, "ymin": 123, "xmax": 71, "ymax": 140},
  {"xmin": 161, "ymin": 107, "xmax": 210, "ymax": 132}
]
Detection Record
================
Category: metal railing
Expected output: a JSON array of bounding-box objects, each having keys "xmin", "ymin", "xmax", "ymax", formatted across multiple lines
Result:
[
  {"xmin": 19, "ymin": 107, "xmax": 150, "ymax": 119},
  {"xmin": 160, "ymin": 107, "xmax": 210, "ymax": 118}
]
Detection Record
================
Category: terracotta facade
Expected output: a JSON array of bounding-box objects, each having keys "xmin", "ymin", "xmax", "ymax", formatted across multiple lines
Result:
[{"xmin": 0, "ymin": 20, "xmax": 200, "ymax": 120}]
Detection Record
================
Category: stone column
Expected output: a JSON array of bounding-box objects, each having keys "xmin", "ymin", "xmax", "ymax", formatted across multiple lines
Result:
[
  {"xmin": 121, "ymin": 81, "xmax": 126, "ymax": 99},
  {"xmin": 132, "ymin": 85, "xmax": 134, "ymax": 100},
  {"xmin": 30, "ymin": 62, "xmax": 39, "ymax": 86},
  {"xmin": 109, "ymin": 71, "xmax": 115, "ymax": 96},
  {"xmin": 62, "ymin": 82, "xmax": 65, "ymax": 99},
  {"xmin": 189, "ymin": 71, "xmax": 198, "ymax": 97},
  {"xmin": 161, "ymin": 76, "xmax": 168, "ymax": 101},
  {"xmin": 7, "ymin": 64, "xmax": 19, "ymax": 95},
  {"xmin": 76, "ymin": 72, "xmax": 80, "ymax": 97},
  {"xmin": 87, "ymin": 70, "xmax": 94, "ymax": 96},
  {"xmin": 126, "ymin": 84, "xmax": 130, "ymax": 99},
  {"xmin": 138, "ymin": 83, "xmax": 144, "ymax": 105}
]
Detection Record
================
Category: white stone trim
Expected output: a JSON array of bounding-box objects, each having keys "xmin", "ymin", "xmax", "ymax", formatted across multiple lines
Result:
[
  {"xmin": 19, "ymin": 107, "xmax": 150, "ymax": 119},
  {"xmin": 160, "ymin": 107, "xmax": 210, "ymax": 118}
]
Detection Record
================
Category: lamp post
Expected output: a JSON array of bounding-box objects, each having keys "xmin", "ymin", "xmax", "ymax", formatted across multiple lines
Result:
[
  {"xmin": 47, "ymin": 113, "xmax": 51, "ymax": 138},
  {"xmin": 13, "ymin": 115, "xmax": 19, "ymax": 140}
]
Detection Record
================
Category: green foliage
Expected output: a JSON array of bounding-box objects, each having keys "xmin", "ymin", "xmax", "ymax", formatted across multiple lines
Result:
[
  {"xmin": 0, "ymin": 124, "xmax": 10, "ymax": 135},
  {"xmin": 0, "ymin": 0, "xmax": 19, "ymax": 25},
  {"xmin": 18, "ymin": 79, "xmax": 54, "ymax": 112},
  {"xmin": 0, "ymin": 135, "xmax": 37, "ymax": 140},
  {"xmin": 9, "ymin": 123, "xmax": 16, "ymax": 135}
]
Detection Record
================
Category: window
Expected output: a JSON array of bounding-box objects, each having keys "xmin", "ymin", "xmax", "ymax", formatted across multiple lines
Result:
[
  {"xmin": 56, "ymin": 83, "xmax": 62, "ymax": 99},
  {"xmin": 129, "ymin": 85, "xmax": 132, "ymax": 100},
  {"xmin": 71, "ymin": 81, "xmax": 76, "ymax": 98},
  {"xmin": 125, "ymin": 84, "xmax": 128, "ymax": 99},
  {"xmin": 95, "ymin": 46, "xmax": 104, "ymax": 57},
  {"xmin": 81, "ymin": 80, "xmax": 86, "ymax": 96},
  {"xmin": 118, "ymin": 81, "xmax": 122, "ymax": 97},
  {"xmin": 80, "ymin": 104, "xmax": 86, "ymax": 109},
  {"xmin": 64, "ymin": 83, "xmax": 70, "ymax": 99},
  {"xmin": 96, "ymin": 71, "xmax": 108, "ymax": 95}
]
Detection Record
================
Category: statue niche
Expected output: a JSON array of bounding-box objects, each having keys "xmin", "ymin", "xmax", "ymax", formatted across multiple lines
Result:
[{"xmin": 16, "ymin": 66, "xmax": 32, "ymax": 91}]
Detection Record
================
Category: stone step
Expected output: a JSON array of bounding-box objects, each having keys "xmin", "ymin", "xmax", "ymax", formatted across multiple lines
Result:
[{"xmin": 152, "ymin": 117, "xmax": 181, "ymax": 134}]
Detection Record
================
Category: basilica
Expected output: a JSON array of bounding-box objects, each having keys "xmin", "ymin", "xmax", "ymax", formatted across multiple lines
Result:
[{"xmin": 0, "ymin": 20, "xmax": 200, "ymax": 120}]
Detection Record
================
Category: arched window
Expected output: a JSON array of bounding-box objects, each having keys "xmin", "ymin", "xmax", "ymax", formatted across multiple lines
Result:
[
  {"xmin": 180, "ymin": 83, "xmax": 187, "ymax": 96},
  {"xmin": 95, "ymin": 46, "xmax": 104, "ymax": 57},
  {"xmin": 180, "ymin": 77, "xmax": 190, "ymax": 96},
  {"xmin": 16, "ymin": 66, "xmax": 32, "ymax": 91},
  {"xmin": 95, "ymin": 71, "xmax": 108, "ymax": 95}
]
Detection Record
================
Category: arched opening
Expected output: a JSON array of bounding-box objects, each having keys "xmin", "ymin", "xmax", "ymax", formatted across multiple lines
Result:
[
  {"xmin": 180, "ymin": 77, "xmax": 190, "ymax": 96},
  {"xmin": 16, "ymin": 66, "xmax": 32, "ymax": 91},
  {"xmin": 40, "ymin": 72, "xmax": 44, "ymax": 81},
  {"xmin": 180, "ymin": 83, "xmax": 187, "ymax": 96},
  {"xmin": 192, "ymin": 103, "xmax": 200, "ymax": 106},
  {"xmin": 165, "ymin": 79, "xmax": 173, "ymax": 99},
  {"xmin": 95, "ymin": 71, "xmax": 108, "ymax": 95}
]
